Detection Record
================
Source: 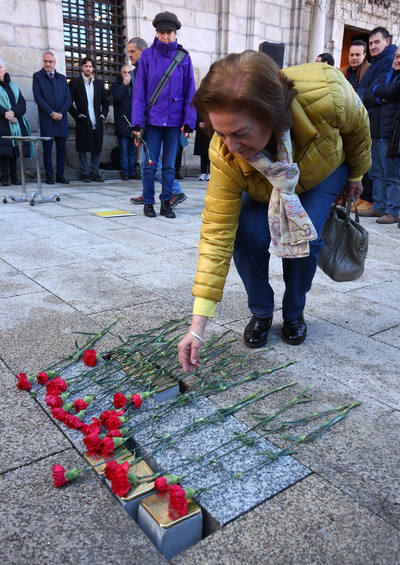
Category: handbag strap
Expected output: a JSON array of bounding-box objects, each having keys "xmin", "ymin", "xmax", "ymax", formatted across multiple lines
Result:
[{"xmin": 346, "ymin": 198, "xmax": 360, "ymax": 223}]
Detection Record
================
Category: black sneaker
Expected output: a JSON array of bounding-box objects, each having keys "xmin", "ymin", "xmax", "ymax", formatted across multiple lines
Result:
[
  {"xmin": 121, "ymin": 174, "xmax": 129, "ymax": 181},
  {"xmin": 11, "ymin": 177, "xmax": 22, "ymax": 185},
  {"xmin": 56, "ymin": 176, "xmax": 70, "ymax": 184},
  {"xmin": 130, "ymin": 195, "xmax": 144, "ymax": 204},
  {"xmin": 160, "ymin": 200, "xmax": 175, "ymax": 218},
  {"xmin": 144, "ymin": 204, "xmax": 156, "ymax": 217},
  {"xmin": 46, "ymin": 175, "xmax": 54, "ymax": 184},
  {"xmin": 169, "ymin": 192, "xmax": 187, "ymax": 209},
  {"xmin": 81, "ymin": 176, "xmax": 91, "ymax": 183}
]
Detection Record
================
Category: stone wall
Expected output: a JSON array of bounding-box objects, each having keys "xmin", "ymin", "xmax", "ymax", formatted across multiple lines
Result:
[{"xmin": 1, "ymin": 0, "xmax": 400, "ymax": 177}]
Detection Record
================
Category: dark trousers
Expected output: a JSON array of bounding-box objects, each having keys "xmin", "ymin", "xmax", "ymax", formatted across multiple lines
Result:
[
  {"xmin": 0, "ymin": 155, "xmax": 17, "ymax": 182},
  {"xmin": 42, "ymin": 137, "xmax": 66, "ymax": 178},
  {"xmin": 233, "ymin": 163, "xmax": 349, "ymax": 321}
]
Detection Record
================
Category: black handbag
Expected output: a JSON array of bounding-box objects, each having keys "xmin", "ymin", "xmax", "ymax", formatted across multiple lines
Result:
[{"xmin": 318, "ymin": 199, "xmax": 369, "ymax": 282}]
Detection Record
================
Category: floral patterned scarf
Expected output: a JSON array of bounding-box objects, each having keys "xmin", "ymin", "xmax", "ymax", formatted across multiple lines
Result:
[{"xmin": 248, "ymin": 130, "xmax": 317, "ymax": 258}]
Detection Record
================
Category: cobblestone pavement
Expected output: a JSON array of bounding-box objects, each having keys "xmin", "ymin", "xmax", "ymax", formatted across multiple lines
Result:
[{"xmin": 1, "ymin": 177, "xmax": 399, "ymax": 564}]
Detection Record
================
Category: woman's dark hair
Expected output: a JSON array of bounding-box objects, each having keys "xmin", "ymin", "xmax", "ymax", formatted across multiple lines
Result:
[
  {"xmin": 317, "ymin": 52, "xmax": 335, "ymax": 66},
  {"xmin": 192, "ymin": 51, "xmax": 297, "ymax": 138}
]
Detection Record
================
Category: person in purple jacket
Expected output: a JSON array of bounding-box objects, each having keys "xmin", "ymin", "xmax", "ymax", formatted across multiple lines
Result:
[{"xmin": 132, "ymin": 11, "xmax": 196, "ymax": 218}]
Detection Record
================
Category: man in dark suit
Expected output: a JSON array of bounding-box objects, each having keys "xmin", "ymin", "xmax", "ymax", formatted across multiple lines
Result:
[
  {"xmin": 69, "ymin": 57, "xmax": 109, "ymax": 182},
  {"xmin": 32, "ymin": 51, "xmax": 72, "ymax": 184}
]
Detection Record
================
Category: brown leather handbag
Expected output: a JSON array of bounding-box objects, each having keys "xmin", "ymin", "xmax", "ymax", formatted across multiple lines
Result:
[{"xmin": 318, "ymin": 199, "xmax": 369, "ymax": 282}]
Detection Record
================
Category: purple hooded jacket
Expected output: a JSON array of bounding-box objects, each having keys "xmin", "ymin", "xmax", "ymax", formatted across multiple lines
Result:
[{"xmin": 131, "ymin": 38, "xmax": 196, "ymax": 129}]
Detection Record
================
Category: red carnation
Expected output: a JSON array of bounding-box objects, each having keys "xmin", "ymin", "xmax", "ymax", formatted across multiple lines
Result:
[
  {"xmin": 113, "ymin": 392, "xmax": 128, "ymax": 409},
  {"xmin": 52, "ymin": 465, "xmax": 67, "ymax": 487},
  {"xmin": 107, "ymin": 429, "xmax": 122, "ymax": 438},
  {"xmin": 82, "ymin": 349, "xmax": 97, "ymax": 367},
  {"xmin": 101, "ymin": 411, "xmax": 123, "ymax": 431},
  {"xmin": 46, "ymin": 377, "xmax": 67, "ymax": 395},
  {"xmin": 63, "ymin": 413, "xmax": 83, "ymax": 430},
  {"xmin": 51, "ymin": 407, "xmax": 66, "ymax": 421},
  {"xmin": 131, "ymin": 393, "xmax": 142, "ymax": 409},
  {"xmin": 110, "ymin": 461, "xmax": 131, "ymax": 497},
  {"xmin": 73, "ymin": 398, "xmax": 88, "ymax": 412},
  {"xmin": 168, "ymin": 484, "xmax": 188, "ymax": 517},
  {"xmin": 16, "ymin": 372, "xmax": 31, "ymax": 391},
  {"xmin": 37, "ymin": 371, "xmax": 49, "ymax": 384},
  {"xmin": 52, "ymin": 465, "xmax": 82, "ymax": 488},
  {"xmin": 155, "ymin": 476, "xmax": 168, "ymax": 493},
  {"xmin": 83, "ymin": 432, "xmax": 102, "ymax": 452},
  {"xmin": 104, "ymin": 460, "xmax": 119, "ymax": 480},
  {"xmin": 45, "ymin": 394, "xmax": 63, "ymax": 408},
  {"xmin": 83, "ymin": 422, "xmax": 101, "ymax": 436},
  {"xmin": 100, "ymin": 436, "xmax": 116, "ymax": 458}
]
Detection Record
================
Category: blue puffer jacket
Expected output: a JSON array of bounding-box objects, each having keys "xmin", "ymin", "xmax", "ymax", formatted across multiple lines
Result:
[
  {"xmin": 131, "ymin": 38, "xmax": 196, "ymax": 130},
  {"xmin": 358, "ymin": 44, "xmax": 397, "ymax": 101}
]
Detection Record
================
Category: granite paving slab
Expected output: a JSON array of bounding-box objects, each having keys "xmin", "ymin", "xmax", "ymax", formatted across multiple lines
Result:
[
  {"xmin": 172, "ymin": 474, "xmax": 400, "ymax": 565},
  {"xmin": 24, "ymin": 263, "xmax": 157, "ymax": 314},
  {"xmin": 0, "ymin": 260, "xmax": 43, "ymax": 299},
  {"xmin": 130, "ymin": 395, "xmax": 310, "ymax": 532},
  {"xmin": 0, "ymin": 291, "xmax": 118, "ymax": 374},
  {"xmin": 103, "ymin": 226, "xmax": 194, "ymax": 252},
  {"xmin": 348, "ymin": 280, "xmax": 400, "ymax": 311},
  {"xmin": 0, "ymin": 237, "xmax": 86, "ymax": 271},
  {"xmin": 0, "ymin": 449, "xmax": 167, "ymax": 565},
  {"xmin": 0, "ymin": 364, "xmax": 70, "ymax": 473},
  {"xmin": 372, "ymin": 323, "xmax": 400, "ymax": 349}
]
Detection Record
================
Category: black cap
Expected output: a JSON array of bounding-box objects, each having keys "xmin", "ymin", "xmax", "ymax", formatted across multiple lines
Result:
[{"xmin": 152, "ymin": 11, "xmax": 181, "ymax": 31}]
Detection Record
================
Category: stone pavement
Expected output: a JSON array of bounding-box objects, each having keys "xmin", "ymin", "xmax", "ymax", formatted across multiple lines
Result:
[{"xmin": 0, "ymin": 177, "xmax": 399, "ymax": 564}]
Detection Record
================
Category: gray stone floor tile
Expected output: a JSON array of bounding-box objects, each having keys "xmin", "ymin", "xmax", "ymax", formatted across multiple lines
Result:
[
  {"xmin": 172, "ymin": 475, "xmax": 400, "ymax": 565},
  {"xmin": 372, "ymin": 323, "xmax": 400, "ymax": 349},
  {"xmin": 349, "ymin": 280, "xmax": 400, "ymax": 310},
  {"xmin": 0, "ymin": 237, "xmax": 84, "ymax": 271},
  {"xmin": 0, "ymin": 260, "xmax": 43, "ymax": 298},
  {"xmin": 0, "ymin": 449, "xmax": 167, "ymax": 565}
]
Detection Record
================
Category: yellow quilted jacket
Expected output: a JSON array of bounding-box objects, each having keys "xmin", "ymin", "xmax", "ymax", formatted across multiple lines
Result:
[{"xmin": 192, "ymin": 63, "xmax": 372, "ymax": 317}]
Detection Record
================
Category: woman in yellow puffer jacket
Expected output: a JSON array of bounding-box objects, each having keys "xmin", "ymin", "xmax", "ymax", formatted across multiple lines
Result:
[{"xmin": 178, "ymin": 51, "xmax": 371, "ymax": 372}]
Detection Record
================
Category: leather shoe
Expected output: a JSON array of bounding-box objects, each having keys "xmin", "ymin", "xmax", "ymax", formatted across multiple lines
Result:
[
  {"xmin": 46, "ymin": 176, "xmax": 54, "ymax": 184},
  {"xmin": 376, "ymin": 213, "xmax": 399, "ymax": 224},
  {"xmin": 91, "ymin": 173, "xmax": 104, "ymax": 182},
  {"xmin": 56, "ymin": 176, "xmax": 69, "ymax": 184},
  {"xmin": 243, "ymin": 316, "xmax": 272, "ymax": 348},
  {"xmin": 160, "ymin": 200, "xmax": 175, "ymax": 218},
  {"xmin": 282, "ymin": 316, "xmax": 307, "ymax": 345},
  {"xmin": 2, "ymin": 179, "xmax": 10, "ymax": 186},
  {"xmin": 144, "ymin": 204, "xmax": 156, "ymax": 217}
]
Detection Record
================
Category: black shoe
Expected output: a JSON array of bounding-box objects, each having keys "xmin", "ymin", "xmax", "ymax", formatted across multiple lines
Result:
[
  {"xmin": 56, "ymin": 176, "xmax": 70, "ymax": 184},
  {"xmin": 282, "ymin": 316, "xmax": 307, "ymax": 345},
  {"xmin": 2, "ymin": 179, "xmax": 10, "ymax": 186},
  {"xmin": 243, "ymin": 316, "xmax": 273, "ymax": 348},
  {"xmin": 46, "ymin": 176, "xmax": 54, "ymax": 184},
  {"xmin": 170, "ymin": 192, "xmax": 187, "ymax": 209},
  {"xmin": 144, "ymin": 204, "xmax": 156, "ymax": 217},
  {"xmin": 91, "ymin": 173, "xmax": 104, "ymax": 182},
  {"xmin": 175, "ymin": 172, "xmax": 183, "ymax": 180},
  {"xmin": 81, "ymin": 176, "xmax": 91, "ymax": 183},
  {"xmin": 160, "ymin": 200, "xmax": 176, "ymax": 218},
  {"xmin": 11, "ymin": 176, "xmax": 22, "ymax": 185},
  {"xmin": 130, "ymin": 195, "xmax": 144, "ymax": 204},
  {"xmin": 121, "ymin": 174, "xmax": 129, "ymax": 181},
  {"xmin": 130, "ymin": 171, "xmax": 141, "ymax": 180}
]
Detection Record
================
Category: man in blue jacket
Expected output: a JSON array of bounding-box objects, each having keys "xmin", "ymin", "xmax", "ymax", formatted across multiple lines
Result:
[
  {"xmin": 358, "ymin": 27, "xmax": 397, "ymax": 101},
  {"xmin": 33, "ymin": 52, "xmax": 71, "ymax": 184}
]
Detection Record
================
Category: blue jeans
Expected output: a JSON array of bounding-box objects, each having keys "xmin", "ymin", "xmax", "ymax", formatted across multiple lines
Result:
[
  {"xmin": 139, "ymin": 143, "xmax": 182, "ymax": 195},
  {"xmin": 369, "ymin": 138, "xmax": 400, "ymax": 217},
  {"xmin": 117, "ymin": 135, "xmax": 137, "ymax": 176},
  {"xmin": 142, "ymin": 125, "xmax": 180, "ymax": 204},
  {"xmin": 79, "ymin": 152, "xmax": 100, "ymax": 177},
  {"xmin": 233, "ymin": 163, "xmax": 349, "ymax": 321}
]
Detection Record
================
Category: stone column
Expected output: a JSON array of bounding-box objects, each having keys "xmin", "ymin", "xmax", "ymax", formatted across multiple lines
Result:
[{"xmin": 308, "ymin": 0, "xmax": 328, "ymax": 62}]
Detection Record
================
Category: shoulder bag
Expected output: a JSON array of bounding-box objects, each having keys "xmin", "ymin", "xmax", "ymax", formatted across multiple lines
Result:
[{"xmin": 318, "ymin": 198, "xmax": 369, "ymax": 282}]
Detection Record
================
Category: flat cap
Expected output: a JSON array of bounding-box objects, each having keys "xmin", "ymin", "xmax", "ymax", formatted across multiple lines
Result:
[{"xmin": 152, "ymin": 11, "xmax": 181, "ymax": 31}]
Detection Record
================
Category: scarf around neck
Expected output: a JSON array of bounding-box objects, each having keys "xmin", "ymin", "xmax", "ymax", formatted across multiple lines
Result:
[{"xmin": 248, "ymin": 130, "xmax": 317, "ymax": 258}]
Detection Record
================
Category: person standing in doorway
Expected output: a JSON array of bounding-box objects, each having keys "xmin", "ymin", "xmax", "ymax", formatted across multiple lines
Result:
[{"xmin": 69, "ymin": 57, "xmax": 109, "ymax": 182}]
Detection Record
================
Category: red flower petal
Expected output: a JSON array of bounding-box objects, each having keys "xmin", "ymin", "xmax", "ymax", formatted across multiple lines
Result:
[
  {"xmin": 113, "ymin": 392, "xmax": 128, "ymax": 409},
  {"xmin": 52, "ymin": 464, "xmax": 67, "ymax": 487},
  {"xmin": 82, "ymin": 349, "xmax": 97, "ymax": 367},
  {"xmin": 131, "ymin": 394, "xmax": 142, "ymax": 409},
  {"xmin": 37, "ymin": 372, "xmax": 49, "ymax": 384}
]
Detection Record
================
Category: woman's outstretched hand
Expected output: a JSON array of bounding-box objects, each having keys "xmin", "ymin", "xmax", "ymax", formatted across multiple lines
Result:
[{"xmin": 178, "ymin": 315, "xmax": 208, "ymax": 373}]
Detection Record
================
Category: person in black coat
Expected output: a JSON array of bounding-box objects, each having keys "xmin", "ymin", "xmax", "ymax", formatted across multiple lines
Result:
[
  {"xmin": 32, "ymin": 52, "xmax": 72, "ymax": 184},
  {"xmin": 69, "ymin": 57, "xmax": 109, "ymax": 182},
  {"xmin": 111, "ymin": 65, "xmax": 137, "ymax": 180},
  {"xmin": 194, "ymin": 115, "xmax": 211, "ymax": 181},
  {"xmin": 362, "ymin": 47, "xmax": 400, "ymax": 224},
  {"xmin": 0, "ymin": 59, "xmax": 32, "ymax": 186}
]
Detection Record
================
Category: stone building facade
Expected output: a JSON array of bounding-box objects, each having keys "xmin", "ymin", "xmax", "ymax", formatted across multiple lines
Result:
[{"xmin": 1, "ymin": 0, "xmax": 400, "ymax": 175}]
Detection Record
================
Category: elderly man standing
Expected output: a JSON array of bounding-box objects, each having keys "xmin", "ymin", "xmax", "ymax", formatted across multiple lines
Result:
[
  {"xmin": 32, "ymin": 51, "xmax": 71, "ymax": 184},
  {"xmin": 69, "ymin": 57, "xmax": 109, "ymax": 182},
  {"xmin": 358, "ymin": 27, "xmax": 397, "ymax": 101},
  {"xmin": 111, "ymin": 65, "xmax": 138, "ymax": 180},
  {"xmin": 342, "ymin": 40, "xmax": 370, "ymax": 92}
]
